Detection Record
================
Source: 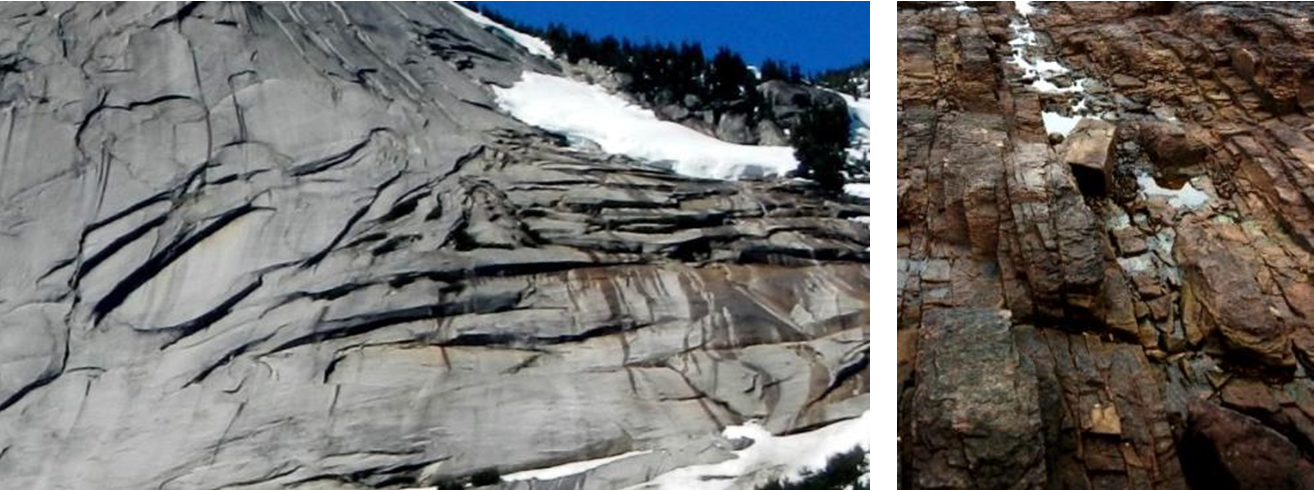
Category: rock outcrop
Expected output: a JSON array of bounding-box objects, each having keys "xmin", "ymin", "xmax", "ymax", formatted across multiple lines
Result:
[
  {"xmin": 899, "ymin": 2, "xmax": 1313, "ymax": 489},
  {"xmin": 0, "ymin": 3, "xmax": 869, "ymax": 489},
  {"xmin": 642, "ymin": 79, "xmax": 848, "ymax": 146},
  {"xmin": 905, "ymin": 308, "xmax": 1045, "ymax": 490}
]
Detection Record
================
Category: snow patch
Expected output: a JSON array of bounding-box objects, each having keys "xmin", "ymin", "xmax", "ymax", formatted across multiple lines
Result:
[
  {"xmin": 1031, "ymin": 77, "xmax": 1087, "ymax": 94},
  {"xmin": 837, "ymin": 92, "xmax": 871, "ymax": 202},
  {"xmin": 1007, "ymin": 0, "xmax": 1106, "ymax": 135},
  {"xmin": 844, "ymin": 183, "xmax": 871, "ymax": 200},
  {"xmin": 1007, "ymin": 18, "xmax": 1085, "ymax": 97},
  {"xmin": 1105, "ymin": 211, "xmax": 1131, "ymax": 231},
  {"xmin": 1015, "ymin": 0, "xmax": 1037, "ymax": 16},
  {"xmin": 1151, "ymin": 228, "xmax": 1176, "ymax": 261},
  {"xmin": 451, "ymin": 2, "xmax": 554, "ymax": 58},
  {"xmin": 503, "ymin": 451, "xmax": 653, "ymax": 482},
  {"xmin": 624, "ymin": 411, "xmax": 871, "ymax": 490},
  {"xmin": 1042, "ymin": 111, "xmax": 1086, "ymax": 136},
  {"xmin": 838, "ymin": 93, "xmax": 871, "ymax": 163},
  {"xmin": 1117, "ymin": 254, "xmax": 1154, "ymax": 273},
  {"xmin": 1009, "ymin": 28, "xmax": 1038, "ymax": 47},
  {"xmin": 1011, "ymin": 49, "xmax": 1069, "ymax": 78},
  {"xmin": 1136, "ymin": 173, "xmax": 1210, "ymax": 210},
  {"xmin": 493, "ymin": 72, "xmax": 798, "ymax": 180},
  {"xmin": 839, "ymin": 93, "xmax": 870, "ymax": 129}
]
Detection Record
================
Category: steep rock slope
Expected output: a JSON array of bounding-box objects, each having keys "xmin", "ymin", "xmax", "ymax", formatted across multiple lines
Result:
[
  {"xmin": 0, "ymin": 3, "xmax": 869, "ymax": 489},
  {"xmin": 899, "ymin": 2, "xmax": 1312, "ymax": 489}
]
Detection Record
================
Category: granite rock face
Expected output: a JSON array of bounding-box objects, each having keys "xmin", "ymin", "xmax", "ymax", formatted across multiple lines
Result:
[
  {"xmin": 0, "ymin": 3, "xmax": 869, "ymax": 489},
  {"xmin": 899, "ymin": 2, "xmax": 1313, "ymax": 489}
]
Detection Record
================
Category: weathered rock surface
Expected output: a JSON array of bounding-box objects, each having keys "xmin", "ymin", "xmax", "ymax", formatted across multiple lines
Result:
[
  {"xmin": 900, "ymin": 2, "xmax": 1313, "ymax": 489},
  {"xmin": 1184, "ymin": 400, "xmax": 1314, "ymax": 490},
  {"xmin": 1063, "ymin": 119, "xmax": 1118, "ymax": 194},
  {"xmin": 0, "ymin": 3, "xmax": 869, "ymax": 489},
  {"xmin": 906, "ymin": 308, "xmax": 1045, "ymax": 490}
]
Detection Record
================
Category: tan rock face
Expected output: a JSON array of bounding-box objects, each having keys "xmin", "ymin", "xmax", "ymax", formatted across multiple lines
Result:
[
  {"xmin": 1089, "ymin": 404, "xmax": 1123, "ymax": 436},
  {"xmin": 900, "ymin": 2, "xmax": 1314, "ymax": 488}
]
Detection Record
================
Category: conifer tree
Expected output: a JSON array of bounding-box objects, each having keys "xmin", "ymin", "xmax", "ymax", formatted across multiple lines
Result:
[
  {"xmin": 709, "ymin": 48, "xmax": 742, "ymax": 100},
  {"xmin": 597, "ymin": 35, "xmax": 622, "ymax": 67},
  {"xmin": 760, "ymin": 59, "xmax": 787, "ymax": 82},
  {"xmin": 792, "ymin": 102, "xmax": 851, "ymax": 194}
]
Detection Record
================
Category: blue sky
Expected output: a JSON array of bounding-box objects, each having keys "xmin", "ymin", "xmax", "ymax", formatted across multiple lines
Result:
[{"xmin": 475, "ymin": 2, "xmax": 870, "ymax": 74}]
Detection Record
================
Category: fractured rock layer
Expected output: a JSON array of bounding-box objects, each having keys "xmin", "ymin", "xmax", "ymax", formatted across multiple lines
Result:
[{"xmin": 899, "ymin": 2, "xmax": 1313, "ymax": 489}]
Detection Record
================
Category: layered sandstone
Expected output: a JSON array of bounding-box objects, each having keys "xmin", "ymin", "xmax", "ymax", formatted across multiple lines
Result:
[{"xmin": 899, "ymin": 2, "xmax": 1313, "ymax": 488}]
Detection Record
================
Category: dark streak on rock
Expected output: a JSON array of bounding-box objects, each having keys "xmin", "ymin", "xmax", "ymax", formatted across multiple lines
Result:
[
  {"xmin": 288, "ymin": 128, "xmax": 391, "ymax": 177},
  {"xmin": 158, "ymin": 277, "xmax": 264, "ymax": 350},
  {"xmin": 300, "ymin": 169, "xmax": 405, "ymax": 268},
  {"xmin": 92, "ymin": 204, "xmax": 267, "ymax": 323},
  {"xmin": 182, "ymin": 329, "xmax": 278, "ymax": 389},
  {"xmin": 76, "ymin": 215, "xmax": 169, "ymax": 283}
]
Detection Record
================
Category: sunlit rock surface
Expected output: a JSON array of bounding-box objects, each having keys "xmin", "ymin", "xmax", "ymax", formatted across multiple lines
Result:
[
  {"xmin": 0, "ymin": 3, "xmax": 869, "ymax": 489},
  {"xmin": 899, "ymin": 2, "xmax": 1313, "ymax": 489}
]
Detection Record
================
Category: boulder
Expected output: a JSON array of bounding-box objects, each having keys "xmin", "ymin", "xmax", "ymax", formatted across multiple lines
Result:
[
  {"xmin": 905, "ymin": 308, "xmax": 1045, "ymax": 490},
  {"xmin": 758, "ymin": 80, "xmax": 847, "ymax": 129},
  {"xmin": 715, "ymin": 111, "xmax": 757, "ymax": 145},
  {"xmin": 1186, "ymin": 400, "xmax": 1314, "ymax": 490},
  {"xmin": 1176, "ymin": 221, "xmax": 1294, "ymax": 371},
  {"xmin": 1062, "ymin": 119, "xmax": 1118, "ymax": 196}
]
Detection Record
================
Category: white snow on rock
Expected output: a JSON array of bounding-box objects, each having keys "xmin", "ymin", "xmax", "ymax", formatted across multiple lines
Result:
[
  {"xmin": 1010, "ymin": 48, "xmax": 1069, "ymax": 79},
  {"xmin": 1031, "ymin": 77, "xmax": 1087, "ymax": 95},
  {"xmin": 502, "ymin": 450, "xmax": 653, "ymax": 482},
  {"xmin": 1007, "ymin": 0, "xmax": 1108, "ymax": 137},
  {"xmin": 844, "ymin": 183, "xmax": 871, "ymax": 200},
  {"xmin": 840, "ymin": 93, "xmax": 870, "ymax": 130},
  {"xmin": 493, "ymin": 72, "xmax": 799, "ymax": 180},
  {"xmin": 1041, "ymin": 111, "xmax": 1085, "ymax": 136},
  {"xmin": 451, "ymin": 2, "xmax": 555, "ymax": 59},
  {"xmin": 623, "ymin": 411, "xmax": 871, "ymax": 490},
  {"xmin": 1136, "ymin": 173, "xmax": 1210, "ymax": 210},
  {"xmin": 1007, "ymin": 17, "xmax": 1085, "ymax": 96},
  {"xmin": 1117, "ymin": 254, "xmax": 1155, "ymax": 273},
  {"xmin": 1016, "ymin": 0, "xmax": 1037, "ymax": 16},
  {"xmin": 1009, "ymin": 28, "xmax": 1038, "ymax": 47},
  {"xmin": 838, "ymin": 92, "xmax": 871, "ymax": 200}
]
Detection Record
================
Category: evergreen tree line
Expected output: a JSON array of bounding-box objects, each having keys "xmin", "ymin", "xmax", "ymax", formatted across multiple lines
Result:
[
  {"xmin": 462, "ymin": 2, "xmax": 791, "ymax": 116},
  {"xmin": 814, "ymin": 61, "xmax": 870, "ymax": 99},
  {"xmin": 538, "ymin": 23, "xmax": 768, "ymax": 120},
  {"xmin": 758, "ymin": 58, "xmax": 806, "ymax": 84},
  {"xmin": 462, "ymin": 2, "xmax": 861, "ymax": 195}
]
